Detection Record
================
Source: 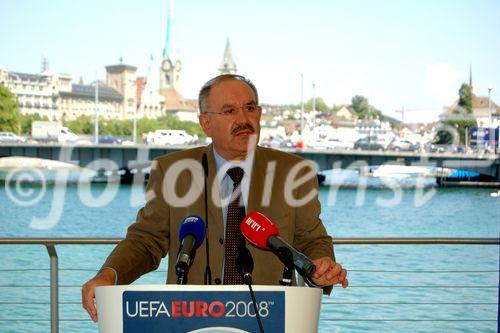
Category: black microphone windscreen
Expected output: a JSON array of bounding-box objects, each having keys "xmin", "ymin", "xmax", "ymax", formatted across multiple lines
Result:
[{"xmin": 236, "ymin": 247, "xmax": 254, "ymax": 276}]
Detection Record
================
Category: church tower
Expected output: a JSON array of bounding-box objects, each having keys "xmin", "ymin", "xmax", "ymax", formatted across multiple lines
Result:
[
  {"xmin": 218, "ymin": 38, "xmax": 237, "ymax": 75},
  {"xmin": 160, "ymin": 0, "xmax": 181, "ymax": 90}
]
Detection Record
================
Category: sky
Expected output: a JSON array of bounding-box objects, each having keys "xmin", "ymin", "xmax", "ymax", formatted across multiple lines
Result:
[{"xmin": 1, "ymin": 0, "xmax": 499, "ymax": 123}]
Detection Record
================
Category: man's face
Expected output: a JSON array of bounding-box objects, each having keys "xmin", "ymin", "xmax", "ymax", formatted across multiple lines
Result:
[{"xmin": 199, "ymin": 79, "xmax": 261, "ymax": 161}]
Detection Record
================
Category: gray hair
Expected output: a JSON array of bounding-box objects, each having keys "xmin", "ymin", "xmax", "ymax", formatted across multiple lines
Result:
[{"xmin": 198, "ymin": 74, "xmax": 259, "ymax": 114}]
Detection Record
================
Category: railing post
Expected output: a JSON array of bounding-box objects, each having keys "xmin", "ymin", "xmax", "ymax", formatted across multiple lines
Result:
[{"xmin": 46, "ymin": 245, "xmax": 59, "ymax": 333}]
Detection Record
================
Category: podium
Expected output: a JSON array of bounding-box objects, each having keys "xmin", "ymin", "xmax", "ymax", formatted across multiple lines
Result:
[{"xmin": 96, "ymin": 285, "xmax": 322, "ymax": 333}]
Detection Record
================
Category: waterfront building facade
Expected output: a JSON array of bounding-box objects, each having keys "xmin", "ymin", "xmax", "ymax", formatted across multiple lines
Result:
[
  {"xmin": 58, "ymin": 83, "xmax": 123, "ymax": 121},
  {"xmin": 0, "ymin": 66, "xmax": 124, "ymax": 122},
  {"xmin": 0, "ymin": 67, "xmax": 69, "ymax": 121}
]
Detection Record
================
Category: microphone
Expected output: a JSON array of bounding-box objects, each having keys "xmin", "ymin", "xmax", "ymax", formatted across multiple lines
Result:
[
  {"xmin": 176, "ymin": 215, "xmax": 206, "ymax": 284},
  {"xmin": 236, "ymin": 247, "xmax": 254, "ymax": 285},
  {"xmin": 240, "ymin": 211, "xmax": 316, "ymax": 278}
]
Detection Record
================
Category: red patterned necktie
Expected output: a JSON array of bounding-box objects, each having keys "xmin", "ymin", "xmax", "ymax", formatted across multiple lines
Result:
[{"xmin": 223, "ymin": 167, "xmax": 246, "ymax": 284}]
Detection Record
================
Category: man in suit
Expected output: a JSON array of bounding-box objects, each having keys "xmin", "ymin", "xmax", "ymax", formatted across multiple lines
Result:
[{"xmin": 82, "ymin": 74, "xmax": 348, "ymax": 322}]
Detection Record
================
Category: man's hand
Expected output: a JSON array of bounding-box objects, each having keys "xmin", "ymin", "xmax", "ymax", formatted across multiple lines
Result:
[
  {"xmin": 81, "ymin": 268, "xmax": 116, "ymax": 322},
  {"xmin": 311, "ymin": 257, "xmax": 348, "ymax": 288}
]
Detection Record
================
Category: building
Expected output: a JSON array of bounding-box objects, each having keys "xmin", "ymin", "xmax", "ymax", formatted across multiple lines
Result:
[
  {"xmin": 469, "ymin": 95, "xmax": 499, "ymax": 128},
  {"xmin": 59, "ymin": 82, "xmax": 123, "ymax": 121},
  {"xmin": 442, "ymin": 70, "xmax": 500, "ymax": 129},
  {"xmin": 443, "ymin": 94, "xmax": 500, "ymax": 128},
  {"xmin": 336, "ymin": 106, "xmax": 358, "ymax": 121},
  {"xmin": 0, "ymin": 66, "xmax": 123, "ymax": 121},
  {"xmin": 219, "ymin": 38, "xmax": 237, "ymax": 75},
  {"xmin": 0, "ymin": 0, "xmax": 199, "ymax": 124},
  {"xmin": 105, "ymin": 63, "xmax": 137, "ymax": 119}
]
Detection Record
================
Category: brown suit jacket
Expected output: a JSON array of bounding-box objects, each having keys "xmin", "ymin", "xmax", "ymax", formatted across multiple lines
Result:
[{"xmin": 103, "ymin": 145, "xmax": 334, "ymax": 286}]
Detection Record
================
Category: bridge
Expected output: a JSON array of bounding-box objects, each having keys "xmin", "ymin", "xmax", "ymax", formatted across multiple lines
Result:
[{"xmin": 1, "ymin": 143, "xmax": 499, "ymax": 181}]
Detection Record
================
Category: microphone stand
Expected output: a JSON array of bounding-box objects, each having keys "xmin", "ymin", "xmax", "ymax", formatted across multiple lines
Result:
[
  {"xmin": 275, "ymin": 247, "xmax": 294, "ymax": 287},
  {"xmin": 247, "ymin": 283, "xmax": 265, "ymax": 333},
  {"xmin": 175, "ymin": 259, "xmax": 188, "ymax": 285},
  {"xmin": 236, "ymin": 247, "xmax": 264, "ymax": 333},
  {"xmin": 202, "ymin": 153, "xmax": 212, "ymax": 285},
  {"xmin": 176, "ymin": 268, "xmax": 187, "ymax": 285}
]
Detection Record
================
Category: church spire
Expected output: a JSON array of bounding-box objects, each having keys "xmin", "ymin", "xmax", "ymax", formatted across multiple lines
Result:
[
  {"xmin": 219, "ymin": 38, "xmax": 237, "ymax": 75},
  {"xmin": 160, "ymin": 0, "xmax": 181, "ymax": 90},
  {"xmin": 163, "ymin": 0, "xmax": 173, "ymax": 59}
]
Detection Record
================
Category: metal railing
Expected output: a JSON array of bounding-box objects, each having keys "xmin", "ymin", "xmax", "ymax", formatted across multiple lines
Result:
[{"xmin": 0, "ymin": 237, "xmax": 498, "ymax": 333}]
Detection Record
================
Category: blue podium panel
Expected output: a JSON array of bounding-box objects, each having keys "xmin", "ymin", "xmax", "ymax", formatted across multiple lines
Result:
[{"xmin": 122, "ymin": 290, "xmax": 285, "ymax": 333}]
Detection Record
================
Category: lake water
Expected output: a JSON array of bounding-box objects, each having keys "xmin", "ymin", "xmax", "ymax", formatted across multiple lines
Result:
[{"xmin": 0, "ymin": 182, "xmax": 499, "ymax": 332}]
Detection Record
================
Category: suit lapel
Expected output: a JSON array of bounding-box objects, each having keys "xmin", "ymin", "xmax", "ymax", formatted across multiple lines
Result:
[
  {"xmin": 205, "ymin": 145, "xmax": 224, "ymax": 228},
  {"xmin": 248, "ymin": 146, "xmax": 265, "ymax": 214}
]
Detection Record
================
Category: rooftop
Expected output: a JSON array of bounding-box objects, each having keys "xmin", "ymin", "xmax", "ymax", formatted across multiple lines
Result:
[{"xmin": 59, "ymin": 84, "xmax": 123, "ymax": 102}]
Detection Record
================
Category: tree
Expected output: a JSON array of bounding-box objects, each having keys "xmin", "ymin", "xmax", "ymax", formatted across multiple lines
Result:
[
  {"xmin": 457, "ymin": 83, "xmax": 473, "ymax": 114},
  {"xmin": 351, "ymin": 95, "xmax": 370, "ymax": 116},
  {"xmin": 66, "ymin": 114, "xmax": 205, "ymax": 138},
  {"xmin": 0, "ymin": 86, "xmax": 22, "ymax": 133},
  {"xmin": 436, "ymin": 83, "xmax": 477, "ymax": 144},
  {"xmin": 20, "ymin": 113, "xmax": 49, "ymax": 135},
  {"xmin": 305, "ymin": 97, "xmax": 330, "ymax": 113},
  {"xmin": 350, "ymin": 95, "xmax": 383, "ymax": 119},
  {"xmin": 66, "ymin": 115, "xmax": 94, "ymax": 134}
]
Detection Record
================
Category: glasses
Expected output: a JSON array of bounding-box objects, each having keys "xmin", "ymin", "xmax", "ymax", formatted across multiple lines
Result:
[{"xmin": 203, "ymin": 104, "xmax": 262, "ymax": 117}]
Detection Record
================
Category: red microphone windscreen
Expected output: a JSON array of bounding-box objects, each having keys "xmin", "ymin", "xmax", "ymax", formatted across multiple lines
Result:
[{"xmin": 240, "ymin": 211, "xmax": 280, "ymax": 250}]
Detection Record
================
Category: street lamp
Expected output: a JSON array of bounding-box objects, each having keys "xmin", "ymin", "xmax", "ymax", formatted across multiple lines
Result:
[
  {"xmin": 312, "ymin": 83, "xmax": 316, "ymax": 135},
  {"xmin": 488, "ymin": 88, "xmax": 492, "ymax": 129},
  {"xmin": 94, "ymin": 75, "xmax": 99, "ymax": 145},
  {"xmin": 300, "ymin": 74, "xmax": 304, "ymax": 137},
  {"xmin": 488, "ymin": 88, "xmax": 492, "ymax": 150}
]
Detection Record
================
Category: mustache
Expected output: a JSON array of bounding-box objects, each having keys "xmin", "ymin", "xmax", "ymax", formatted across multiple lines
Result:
[{"xmin": 231, "ymin": 123, "xmax": 255, "ymax": 135}]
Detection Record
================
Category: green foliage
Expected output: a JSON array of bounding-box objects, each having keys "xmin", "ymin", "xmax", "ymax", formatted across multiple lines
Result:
[
  {"xmin": 0, "ymin": 86, "xmax": 22, "ymax": 133},
  {"xmin": 20, "ymin": 113, "xmax": 49, "ymax": 135},
  {"xmin": 304, "ymin": 97, "xmax": 330, "ymax": 113},
  {"xmin": 266, "ymin": 97, "xmax": 333, "ymax": 114},
  {"xmin": 435, "ymin": 118, "xmax": 477, "ymax": 145},
  {"xmin": 100, "ymin": 119, "xmax": 133, "ymax": 136},
  {"xmin": 350, "ymin": 95, "xmax": 384, "ymax": 120},
  {"xmin": 66, "ymin": 114, "xmax": 204, "ymax": 137},
  {"xmin": 144, "ymin": 116, "xmax": 204, "ymax": 136},
  {"xmin": 436, "ymin": 83, "xmax": 477, "ymax": 144},
  {"xmin": 351, "ymin": 95, "xmax": 371, "ymax": 116},
  {"xmin": 347, "ymin": 95, "xmax": 400, "ymax": 126},
  {"xmin": 66, "ymin": 115, "xmax": 94, "ymax": 134},
  {"xmin": 457, "ymin": 83, "xmax": 473, "ymax": 114}
]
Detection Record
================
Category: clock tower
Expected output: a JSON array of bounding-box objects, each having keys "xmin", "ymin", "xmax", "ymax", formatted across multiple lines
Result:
[{"xmin": 160, "ymin": 0, "xmax": 181, "ymax": 90}]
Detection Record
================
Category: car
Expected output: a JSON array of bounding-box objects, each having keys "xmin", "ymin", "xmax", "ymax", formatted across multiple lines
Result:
[
  {"xmin": 354, "ymin": 137, "xmax": 385, "ymax": 151},
  {"xmin": 98, "ymin": 135, "xmax": 122, "ymax": 144},
  {"xmin": 424, "ymin": 143, "xmax": 464, "ymax": 153},
  {"xmin": 388, "ymin": 138, "xmax": 417, "ymax": 151},
  {"xmin": 150, "ymin": 130, "xmax": 196, "ymax": 145},
  {"xmin": 0, "ymin": 132, "xmax": 26, "ymax": 143},
  {"xmin": 260, "ymin": 136, "xmax": 284, "ymax": 149},
  {"xmin": 281, "ymin": 139, "xmax": 296, "ymax": 149},
  {"xmin": 308, "ymin": 138, "xmax": 353, "ymax": 150}
]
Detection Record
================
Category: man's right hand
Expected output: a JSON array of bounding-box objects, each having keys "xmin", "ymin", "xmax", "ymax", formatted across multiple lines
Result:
[{"xmin": 81, "ymin": 268, "xmax": 116, "ymax": 322}]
